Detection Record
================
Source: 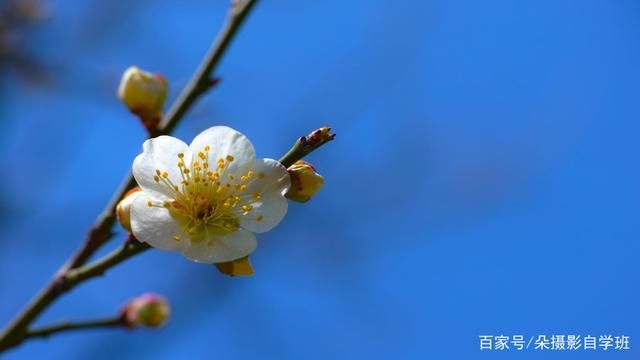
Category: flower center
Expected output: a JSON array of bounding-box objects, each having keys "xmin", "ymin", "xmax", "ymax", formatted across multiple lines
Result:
[{"xmin": 147, "ymin": 145, "xmax": 265, "ymax": 244}]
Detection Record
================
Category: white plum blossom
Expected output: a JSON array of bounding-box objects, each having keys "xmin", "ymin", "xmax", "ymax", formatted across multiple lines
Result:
[{"xmin": 130, "ymin": 126, "xmax": 290, "ymax": 263}]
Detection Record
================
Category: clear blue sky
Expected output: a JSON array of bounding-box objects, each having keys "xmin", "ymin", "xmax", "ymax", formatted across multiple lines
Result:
[{"xmin": 1, "ymin": 0, "xmax": 639, "ymax": 359}]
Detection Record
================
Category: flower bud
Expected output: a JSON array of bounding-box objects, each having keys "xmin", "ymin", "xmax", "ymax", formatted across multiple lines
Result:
[
  {"xmin": 215, "ymin": 256, "xmax": 254, "ymax": 277},
  {"xmin": 123, "ymin": 293, "xmax": 170, "ymax": 328},
  {"xmin": 305, "ymin": 126, "xmax": 334, "ymax": 145},
  {"xmin": 117, "ymin": 66, "xmax": 168, "ymax": 121},
  {"xmin": 116, "ymin": 187, "xmax": 143, "ymax": 232},
  {"xmin": 285, "ymin": 160, "xmax": 324, "ymax": 203}
]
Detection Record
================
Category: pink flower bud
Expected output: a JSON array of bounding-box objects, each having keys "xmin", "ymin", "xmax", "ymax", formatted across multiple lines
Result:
[
  {"xmin": 306, "ymin": 126, "xmax": 334, "ymax": 145},
  {"xmin": 123, "ymin": 293, "xmax": 170, "ymax": 328}
]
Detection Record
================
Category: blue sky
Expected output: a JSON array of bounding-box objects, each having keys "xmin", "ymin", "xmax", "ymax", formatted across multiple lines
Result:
[{"xmin": 1, "ymin": 0, "xmax": 639, "ymax": 359}]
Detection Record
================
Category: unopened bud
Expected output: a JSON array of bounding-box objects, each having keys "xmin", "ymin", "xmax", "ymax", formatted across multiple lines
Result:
[
  {"xmin": 117, "ymin": 66, "xmax": 168, "ymax": 122},
  {"xmin": 215, "ymin": 256, "xmax": 254, "ymax": 277},
  {"xmin": 306, "ymin": 126, "xmax": 334, "ymax": 145},
  {"xmin": 123, "ymin": 293, "xmax": 170, "ymax": 328},
  {"xmin": 116, "ymin": 187, "xmax": 143, "ymax": 232},
  {"xmin": 286, "ymin": 160, "xmax": 324, "ymax": 203}
]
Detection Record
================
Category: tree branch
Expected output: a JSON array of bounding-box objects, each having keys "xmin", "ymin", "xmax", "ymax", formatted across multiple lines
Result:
[
  {"xmin": 64, "ymin": 239, "xmax": 150, "ymax": 286},
  {"xmin": 0, "ymin": 0, "xmax": 259, "ymax": 353},
  {"xmin": 0, "ymin": 1, "xmax": 338, "ymax": 353}
]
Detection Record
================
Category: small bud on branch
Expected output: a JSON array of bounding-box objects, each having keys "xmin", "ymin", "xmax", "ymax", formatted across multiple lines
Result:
[
  {"xmin": 123, "ymin": 293, "xmax": 170, "ymax": 328},
  {"xmin": 118, "ymin": 66, "xmax": 169, "ymax": 132},
  {"xmin": 279, "ymin": 126, "xmax": 335, "ymax": 168},
  {"xmin": 286, "ymin": 161, "xmax": 324, "ymax": 203}
]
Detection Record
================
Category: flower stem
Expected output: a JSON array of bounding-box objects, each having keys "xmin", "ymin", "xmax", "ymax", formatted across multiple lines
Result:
[{"xmin": 25, "ymin": 317, "xmax": 124, "ymax": 340}]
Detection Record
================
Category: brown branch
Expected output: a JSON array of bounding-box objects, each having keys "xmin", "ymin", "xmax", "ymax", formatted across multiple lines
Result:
[{"xmin": 25, "ymin": 317, "xmax": 124, "ymax": 341}]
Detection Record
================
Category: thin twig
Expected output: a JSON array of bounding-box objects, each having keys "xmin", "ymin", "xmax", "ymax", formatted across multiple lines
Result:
[
  {"xmin": 25, "ymin": 317, "xmax": 123, "ymax": 340},
  {"xmin": 64, "ymin": 239, "xmax": 151, "ymax": 286}
]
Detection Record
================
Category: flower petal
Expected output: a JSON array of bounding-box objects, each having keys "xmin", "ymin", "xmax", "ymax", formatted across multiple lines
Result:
[
  {"xmin": 132, "ymin": 136, "xmax": 192, "ymax": 200},
  {"xmin": 181, "ymin": 229, "xmax": 257, "ymax": 263},
  {"xmin": 130, "ymin": 193, "xmax": 189, "ymax": 252},
  {"xmin": 245, "ymin": 158, "xmax": 291, "ymax": 195},
  {"xmin": 189, "ymin": 126, "xmax": 256, "ymax": 172},
  {"xmin": 238, "ymin": 193, "xmax": 288, "ymax": 233},
  {"xmin": 236, "ymin": 158, "xmax": 290, "ymax": 233}
]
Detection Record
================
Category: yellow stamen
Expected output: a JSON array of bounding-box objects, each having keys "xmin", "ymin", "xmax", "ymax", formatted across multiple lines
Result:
[{"xmin": 147, "ymin": 152, "xmax": 265, "ymax": 243}]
